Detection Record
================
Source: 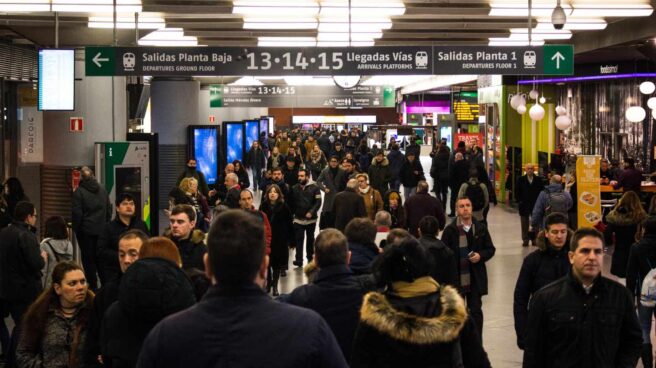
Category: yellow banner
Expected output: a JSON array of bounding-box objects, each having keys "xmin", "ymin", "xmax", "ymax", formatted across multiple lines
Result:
[{"xmin": 576, "ymin": 156, "xmax": 602, "ymax": 229}]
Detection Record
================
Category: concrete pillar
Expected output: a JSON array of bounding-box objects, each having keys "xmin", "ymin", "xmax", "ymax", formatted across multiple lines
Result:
[{"xmin": 151, "ymin": 78, "xmax": 199, "ymax": 144}]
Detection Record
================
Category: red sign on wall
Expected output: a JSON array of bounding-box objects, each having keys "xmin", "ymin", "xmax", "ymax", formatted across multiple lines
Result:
[
  {"xmin": 455, "ymin": 133, "xmax": 483, "ymax": 147},
  {"xmin": 209, "ymin": 115, "xmax": 216, "ymax": 123},
  {"xmin": 70, "ymin": 117, "xmax": 84, "ymax": 132},
  {"xmin": 71, "ymin": 169, "xmax": 81, "ymax": 192}
]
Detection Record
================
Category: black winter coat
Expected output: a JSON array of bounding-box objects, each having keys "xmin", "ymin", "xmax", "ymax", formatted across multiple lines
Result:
[
  {"xmin": 137, "ymin": 284, "xmax": 347, "ymax": 368},
  {"xmin": 441, "ymin": 219, "xmax": 496, "ymax": 295},
  {"xmin": 604, "ymin": 207, "xmax": 644, "ymax": 278},
  {"xmin": 279, "ymin": 264, "xmax": 373, "ymax": 360},
  {"xmin": 317, "ymin": 136, "xmax": 332, "ymax": 156},
  {"xmin": 383, "ymin": 190, "xmax": 405, "ymax": 229},
  {"xmin": 351, "ymin": 287, "xmax": 490, "ymax": 368},
  {"xmin": 245, "ymin": 147, "xmax": 266, "ymax": 170},
  {"xmin": 386, "ymin": 150, "xmax": 405, "ymax": 179},
  {"xmin": 513, "ymin": 231, "xmax": 571, "ymax": 349},
  {"xmin": 430, "ymin": 151, "xmax": 450, "ymax": 185},
  {"xmin": 367, "ymin": 158, "xmax": 391, "ymax": 194},
  {"xmin": 523, "ymin": 273, "xmax": 642, "ymax": 368},
  {"xmin": 0, "ymin": 222, "xmax": 44, "ymax": 302},
  {"xmin": 165, "ymin": 229, "xmax": 207, "ymax": 271},
  {"xmin": 516, "ymin": 175, "xmax": 545, "ymax": 216},
  {"xmin": 400, "ymin": 158, "xmax": 425, "ymax": 188},
  {"xmin": 450, "ymin": 158, "xmax": 470, "ymax": 190},
  {"xmin": 418, "ymin": 235, "xmax": 458, "ymax": 286},
  {"xmin": 348, "ymin": 241, "xmax": 379, "ymax": 275},
  {"xmin": 283, "ymin": 166, "xmax": 300, "ymax": 187},
  {"xmin": 97, "ymin": 217, "xmax": 149, "ymax": 283},
  {"xmin": 259, "ymin": 201, "xmax": 295, "ymax": 269},
  {"xmin": 288, "ymin": 183, "xmax": 322, "ymax": 221},
  {"xmin": 223, "ymin": 187, "xmax": 241, "ymax": 209},
  {"xmin": 101, "ymin": 258, "xmax": 195, "ymax": 368},
  {"xmin": 332, "ymin": 190, "xmax": 367, "ymax": 231},
  {"xmin": 316, "ymin": 167, "xmax": 347, "ymax": 212},
  {"xmin": 626, "ymin": 233, "xmax": 656, "ymax": 300},
  {"xmin": 404, "ymin": 192, "xmax": 445, "ymax": 237},
  {"xmin": 72, "ymin": 179, "xmax": 112, "ymax": 236},
  {"xmin": 85, "ymin": 276, "xmax": 121, "ymax": 366}
]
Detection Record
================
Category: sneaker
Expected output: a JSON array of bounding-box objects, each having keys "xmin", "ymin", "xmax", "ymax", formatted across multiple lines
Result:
[{"xmin": 292, "ymin": 261, "xmax": 303, "ymax": 268}]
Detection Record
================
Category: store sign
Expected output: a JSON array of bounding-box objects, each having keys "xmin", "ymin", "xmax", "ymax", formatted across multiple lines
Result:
[
  {"xmin": 210, "ymin": 84, "xmax": 395, "ymax": 108},
  {"xmin": 19, "ymin": 106, "xmax": 43, "ymax": 163},
  {"xmin": 455, "ymin": 133, "xmax": 483, "ymax": 147},
  {"xmin": 576, "ymin": 156, "xmax": 602, "ymax": 229},
  {"xmin": 600, "ymin": 65, "xmax": 619, "ymax": 74},
  {"xmin": 86, "ymin": 45, "xmax": 574, "ymax": 77}
]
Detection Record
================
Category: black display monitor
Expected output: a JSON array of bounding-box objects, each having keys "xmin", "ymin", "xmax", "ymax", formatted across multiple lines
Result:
[{"xmin": 187, "ymin": 125, "xmax": 219, "ymax": 185}]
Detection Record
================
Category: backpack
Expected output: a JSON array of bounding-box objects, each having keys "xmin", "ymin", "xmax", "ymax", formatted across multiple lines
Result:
[
  {"xmin": 465, "ymin": 183, "xmax": 486, "ymax": 211},
  {"xmin": 544, "ymin": 189, "xmax": 569, "ymax": 217},
  {"xmin": 640, "ymin": 259, "xmax": 656, "ymax": 307}
]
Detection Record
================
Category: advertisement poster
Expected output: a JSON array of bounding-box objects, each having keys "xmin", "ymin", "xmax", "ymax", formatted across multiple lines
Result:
[
  {"xmin": 193, "ymin": 128, "xmax": 218, "ymax": 185},
  {"xmin": 576, "ymin": 155, "xmax": 602, "ymax": 229},
  {"xmin": 455, "ymin": 133, "xmax": 483, "ymax": 148}
]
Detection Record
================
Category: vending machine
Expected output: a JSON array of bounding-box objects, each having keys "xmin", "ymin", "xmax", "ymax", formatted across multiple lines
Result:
[{"xmin": 95, "ymin": 141, "xmax": 152, "ymax": 232}]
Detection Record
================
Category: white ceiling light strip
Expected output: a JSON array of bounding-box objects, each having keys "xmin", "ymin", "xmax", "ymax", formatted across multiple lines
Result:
[
  {"xmin": 257, "ymin": 36, "xmax": 317, "ymax": 47},
  {"xmin": 400, "ymin": 75, "xmax": 478, "ymax": 95},
  {"xmin": 489, "ymin": 2, "xmax": 653, "ymax": 17},
  {"xmin": 88, "ymin": 15, "xmax": 164, "ymax": 29},
  {"xmin": 229, "ymin": 76, "xmax": 265, "ymax": 86},
  {"xmin": 0, "ymin": 0, "xmax": 141, "ymax": 12},
  {"xmin": 535, "ymin": 18, "xmax": 607, "ymax": 30},
  {"xmin": 138, "ymin": 28, "xmax": 198, "ymax": 46}
]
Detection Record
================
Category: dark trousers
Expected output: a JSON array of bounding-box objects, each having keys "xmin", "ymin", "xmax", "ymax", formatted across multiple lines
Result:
[
  {"xmin": 466, "ymin": 290, "xmax": 484, "ymax": 341},
  {"xmin": 391, "ymin": 178, "xmax": 401, "ymax": 192},
  {"xmin": 252, "ymin": 168, "xmax": 263, "ymax": 191},
  {"xmin": 436, "ymin": 181, "xmax": 448, "ymax": 211},
  {"xmin": 6, "ymin": 301, "xmax": 29, "ymax": 368},
  {"xmin": 76, "ymin": 231, "xmax": 100, "ymax": 290},
  {"xmin": 449, "ymin": 186, "xmax": 458, "ymax": 215},
  {"xmin": 294, "ymin": 222, "xmax": 316, "ymax": 264},
  {"xmin": 521, "ymin": 215, "xmax": 530, "ymax": 244}
]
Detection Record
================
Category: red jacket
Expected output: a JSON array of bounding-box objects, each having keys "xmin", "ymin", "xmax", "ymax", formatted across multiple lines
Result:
[{"xmin": 246, "ymin": 208, "xmax": 272, "ymax": 255}]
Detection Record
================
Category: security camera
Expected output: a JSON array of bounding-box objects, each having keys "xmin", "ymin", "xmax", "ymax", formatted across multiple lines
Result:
[{"xmin": 551, "ymin": 2, "xmax": 566, "ymax": 30}]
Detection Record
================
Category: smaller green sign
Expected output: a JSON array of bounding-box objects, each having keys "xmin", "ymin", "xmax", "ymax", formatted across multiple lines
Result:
[
  {"xmin": 85, "ymin": 47, "xmax": 115, "ymax": 76},
  {"xmin": 209, "ymin": 85, "xmax": 224, "ymax": 108},
  {"xmin": 543, "ymin": 45, "xmax": 574, "ymax": 76}
]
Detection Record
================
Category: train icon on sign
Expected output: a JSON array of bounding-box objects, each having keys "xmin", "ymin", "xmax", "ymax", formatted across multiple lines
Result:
[
  {"xmin": 415, "ymin": 51, "xmax": 428, "ymax": 69},
  {"xmin": 123, "ymin": 53, "xmax": 136, "ymax": 71},
  {"xmin": 523, "ymin": 51, "xmax": 537, "ymax": 69}
]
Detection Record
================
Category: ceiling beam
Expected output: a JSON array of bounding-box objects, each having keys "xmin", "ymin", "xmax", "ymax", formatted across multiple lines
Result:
[{"xmin": 571, "ymin": 13, "xmax": 656, "ymax": 54}]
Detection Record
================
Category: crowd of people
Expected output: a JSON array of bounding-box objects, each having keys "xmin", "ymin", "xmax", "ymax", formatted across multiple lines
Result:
[{"xmin": 0, "ymin": 126, "xmax": 652, "ymax": 367}]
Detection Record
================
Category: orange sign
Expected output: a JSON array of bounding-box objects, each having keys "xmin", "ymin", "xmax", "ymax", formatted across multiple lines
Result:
[{"xmin": 576, "ymin": 156, "xmax": 602, "ymax": 228}]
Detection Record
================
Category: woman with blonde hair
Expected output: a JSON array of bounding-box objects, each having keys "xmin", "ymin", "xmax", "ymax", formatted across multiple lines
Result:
[
  {"xmin": 16, "ymin": 262, "xmax": 93, "ymax": 368},
  {"xmin": 604, "ymin": 190, "xmax": 647, "ymax": 278},
  {"xmin": 179, "ymin": 177, "xmax": 210, "ymax": 231}
]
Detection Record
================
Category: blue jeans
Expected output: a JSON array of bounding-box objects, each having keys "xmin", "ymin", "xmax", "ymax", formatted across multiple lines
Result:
[
  {"xmin": 403, "ymin": 186, "xmax": 416, "ymax": 200},
  {"xmin": 638, "ymin": 303, "xmax": 655, "ymax": 344},
  {"xmin": 391, "ymin": 178, "xmax": 401, "ymax": 192},
  {"xmin": 252, "ymin": 168, "xmax": 263, "ymax": 191}
]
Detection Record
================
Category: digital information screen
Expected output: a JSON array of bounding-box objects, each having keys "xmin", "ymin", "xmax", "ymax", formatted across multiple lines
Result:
[
  {"xmin": 259, "ymin": 118, "xmax": 269, "ymax": 148},
  {"xmin": 193, "ymin": 128, "xmax": 218, "ymax": 185},
  {"xmin": 225, "ymin": 123, "xmax": 244, "ymax": 163},
  {"xmin": 245, "ymin": 120, "xmax": 259, "ymax": 151},
  {"xmin": 453, "ymin": 92, "xmax": 479, "ymax": 123},
  {"xmin": 39, "ymin": 49, "xmax": 75, "ymax": 111}
]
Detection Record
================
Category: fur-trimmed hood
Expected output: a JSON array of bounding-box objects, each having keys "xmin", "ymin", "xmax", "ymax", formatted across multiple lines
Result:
[
  {"xmin": 535, "ymin": 229, "xmax": 574, "ymax": 251},
  {"xmin": 163, "ymin": 228, "xmax": 206, "ymax": 245},
  {"xmin": 606, "ymin": 206, "xmax": 645, "ymax": 226},
  {"xmin": 358, "ymin": 285, "xmax": 467, "ymax": 345},
  {"xmin": 370, "ymin": 157, "xmax": 389, "ymax": 167}
]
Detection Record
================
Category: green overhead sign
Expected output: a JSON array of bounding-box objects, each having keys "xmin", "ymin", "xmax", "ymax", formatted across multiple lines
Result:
[
  {"xmin": 543, "ymin": 45, "xmax": 574, "ymax": 75},
  {"xmin": 85, "ymin": 46, "xmax": 115, "ymax": 76}
]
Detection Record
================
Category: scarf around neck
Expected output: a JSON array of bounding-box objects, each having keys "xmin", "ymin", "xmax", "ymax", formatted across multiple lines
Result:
[{"xmin": 392, "ymin": 276, "xmax": 440, "ymax": 298}]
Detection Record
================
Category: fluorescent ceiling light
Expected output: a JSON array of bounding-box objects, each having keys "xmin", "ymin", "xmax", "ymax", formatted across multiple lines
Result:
[
  {"xmin": 258, "ymin": 37, "xmax": 317, "ymax": 47},
  {"xmin": 233, "ymin": 1, "xmax": 319, "ymax": 16},
  {"xmin": 317, "ymin": 32, "xmax": 381, "ymax": 41},
  {"xmin": 316, "ymin": 40, "xmax": 374, "ymax": 46},
  {"xmin": 229, "ymin": 76, "xmax": 264, "ymax": 86},
  {"xmin": 362, "ymin": 75, "xmax": 430, "ymax": 89},
  {"xmin": 489, "ymin": 2, "xmax": 653, "ymax": 17},
  {"xmin": 488, "ymin": 38, "xmax": 545, "ymax": 46},
  {"xmin": 0, "ymin": 1, "xmax": 49, "ymax": 12},
  {"xmin": 284, "ymin": 76, "xmax": 336, "ymax": 86},
  {"xmin": 536, "ymin": 18, "xmax": 606, "ymax": 30},
  {"xmin": 88, "ymin": 16, "xmax": 164, "ymax": 29},
  {"xmin": 243, "ymin": 17, "xmax": 318, "ymax": 29},
  {"xmin": 139, "ymin": 28, "xmax": 198, "ymax": 46},
  {"xmin": 570, "ymin": 5, "xmax": 653, "ymax": 17},
  {"xmin": 400, "ymin": 75, "xmax": 478, "ymax": 95},
  {"xmin": 0, "ymin": 0, "xmax": 141, "ymax": 12},
  {"xmin": 509, "ymin": 28, "xmax": 572, "ymax": 39},
  {"xmin": 318, "ymin": 21, "xmax": 391, "ymax": 32}
]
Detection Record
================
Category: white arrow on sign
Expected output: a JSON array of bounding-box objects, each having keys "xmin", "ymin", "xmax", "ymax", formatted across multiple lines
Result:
[
  {"xmin": 92, "ymin": 52, "xmax": 109, "ymax": 68},
  {"xmin": 551, "ymin": 51, "xmax": 565, "ymax": 69}
]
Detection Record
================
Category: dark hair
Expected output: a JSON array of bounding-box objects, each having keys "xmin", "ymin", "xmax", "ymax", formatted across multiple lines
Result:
[
  {"xmin": 342, "ymin": 158, "xmax": 356, "ymax": 166},
  {"xmin": 20, "ymin": 261, "xmax": 91, "ymax": 360},
  {"xmin": 115, "ymin": 193, "xmax": 135, "ymax": 207},
  {"xmin": 140, "ymin": 236, "xmax": 182, "ymax": 267},
  {"xmin": 391, "ymin": 143, "xmax": 399, "ymax": 151},
  {"xmin": 170, "ymin": 204, "xmax": 196, "ymax": 222},
  {"xmin": 643, "ymin": 216, "xmax": 656, "ymax": 236},
  {"xmin": 458, "ymin": 141, "xmax": 466, "ymax": 148},
  {"xmin": 385, "ymin": 228, "xmax": 412, "ymax": 248},
  {"xmin": 119, "ymin": 229, "xmax": 149, "ymax": 244},
  {"xmin": 625, "ymin": 158, "xmax": 635, "ymax": 168},
  {"xmin": 264, "ymin": 184, "xmax": 285, "ymax": 204},
  {"xmin": 207, "ymin": 210, "xmax": 265, "ymax": 286},
  {"xmin": 570, "ymin": 228, "xmax": 604, "ymax": 252},
  {"xmin": 456, "ymin": 196, "xmax": 472, "ymax": 206},
  {"xmin": 232, "ymin": 160, "xmax": 243, "ymax": 171},
  {"xmin": 416, "ymin": 181, "xmax": 429, "ymax": 193},
  {"xmin": 297, "ymin": 168, "xmax": 309, "ymax": 177},
  {"xmin": 44, "ymin": 216, "xmax": 68, "ymax": 240},
  {"xmin": 468, "ymin": 168, "xmax": 479, "ymax": 179},
  {"xmin": 373, "ymin": 237, "xmax": 433, "ymax": 287},
  {"xmin": 329, "ymin": 155, "xmax": 339, "ymax": 161},
  {"xmin": 544, "ymin": 213, "xmax": 569, "ymax": 230},
  {"xmin": 272, "ymin": 167, "xmax": 283, "ymax": 174},
  {"xmin": 314, "ymin": 229, "xmax": 349, "ymax": 268},
  {"xmin": 13, "ymin": 201, "xmax": 35, "ymax": 222},
  {"xmin": 344, "ymin": 218, "xmax": 377, "ymax": 245},
  {"xmin": 4, "ymin": 177, "xmax": 25, "ymax": 199},
  {"xmin": 418, "ymin": 216, "xmax": 440, "ymax": 237},
  {"xmin": 240, "ymin": 188, "xmax": 253, "ymax": 199},
  {"xmin": 286, "ymin": 156, "xmax": 296, "ymax": 163}
]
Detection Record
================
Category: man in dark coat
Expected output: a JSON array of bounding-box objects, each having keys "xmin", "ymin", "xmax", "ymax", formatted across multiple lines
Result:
[
  {"xmin": 344, "ymin": 218, "xmax": 380, "ymax": 275},
  {"xmin": 417, "ymin": 216, "xmax": 458, "ymax": 286},
  {"xmin": 211, "ymin": 163, "xmax": 234, "ymax": 205},
  {"xmin": 282, "ymin": 156, "xmax": 300, "ymax": 187},
  {"xmin": 97, "ymin": 193, "xmax": 149, "ymax": 282},
  {"xmin": 515, "ymin": 163, "xmax": 545, "ymax": 246},
  {"xmin": 317, "ymin": 131, "xmax": 332, "ymax": 158},
  {"xmin": 222, "ymin": 173, "xmax": 241, "ymax": 209},
  {"xmin": 386, "ymin": 143, "xmax": 404, "ymax": 192},
  {"xmin": 612, "ymin": 157, "xmax": 643, "ymax": 193},
  {"xmin": 523, "ymin": 228, "xmax": 642, "ymax": 368},
  {"xmin": 400, "ymin": 152, "xmax": 425, "ymax": 199},
  {"xmin": 138, "ymin": 210, "xmax": 347, "ymax": 368},
  {"xmin": 245, "ymin": 141, "xmax": 267, "ymax": 192},
  {"xmin": 513, "ymin": 213, "xmax": 571, "ymax": 350},
  {"xmin": 164, "ymin": 204, "xmax": 207, "ymax": 271},
  {"xmin": 72, "ymin": 166, "xmax": 112, "ymax": 290},
  {"xmin": 176, "ymin": 158, "xmax": 209, "ymax": 198},
  {"xmin": 316, "ymin": 156, "xmax": 347, "ymax": 229},
  {"xmin": 332, "ymin": 179, "xmax": 367, "ymax": 232},
  {"xmin": 441, "ymin": 196, "xmax": 496, "ymax": 340},
  {"xmin": 448, "ymin": 152, "xmax": 470, "ymax": 217},
  {"xmin": 0, "ymin": 201, "xmax": 44, "ymax": 325},
  {"xmin": 269, "ymin": 168, "xmax": 290, "ymax": 199},
  {"xmin": 288, "ymin": 170, "xmax": 322, "ymax": 267},
  {"xmin": 279, "ymin": 229, "xmax": 373, "ymax": 360},
  {"xmin": 404, "ymin": 181, "xmax": 445, "ymax": 237},
  {"xmin": 430, "ymin": 145, "xmax": 450, "ymax": 209},
  {"xmin": 330, "ymin": 142, "xmax": 346, "ymax": 162},
  {"xmin": 368, "ymin": 152, "xmax": 391, "ymax": 195}
]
